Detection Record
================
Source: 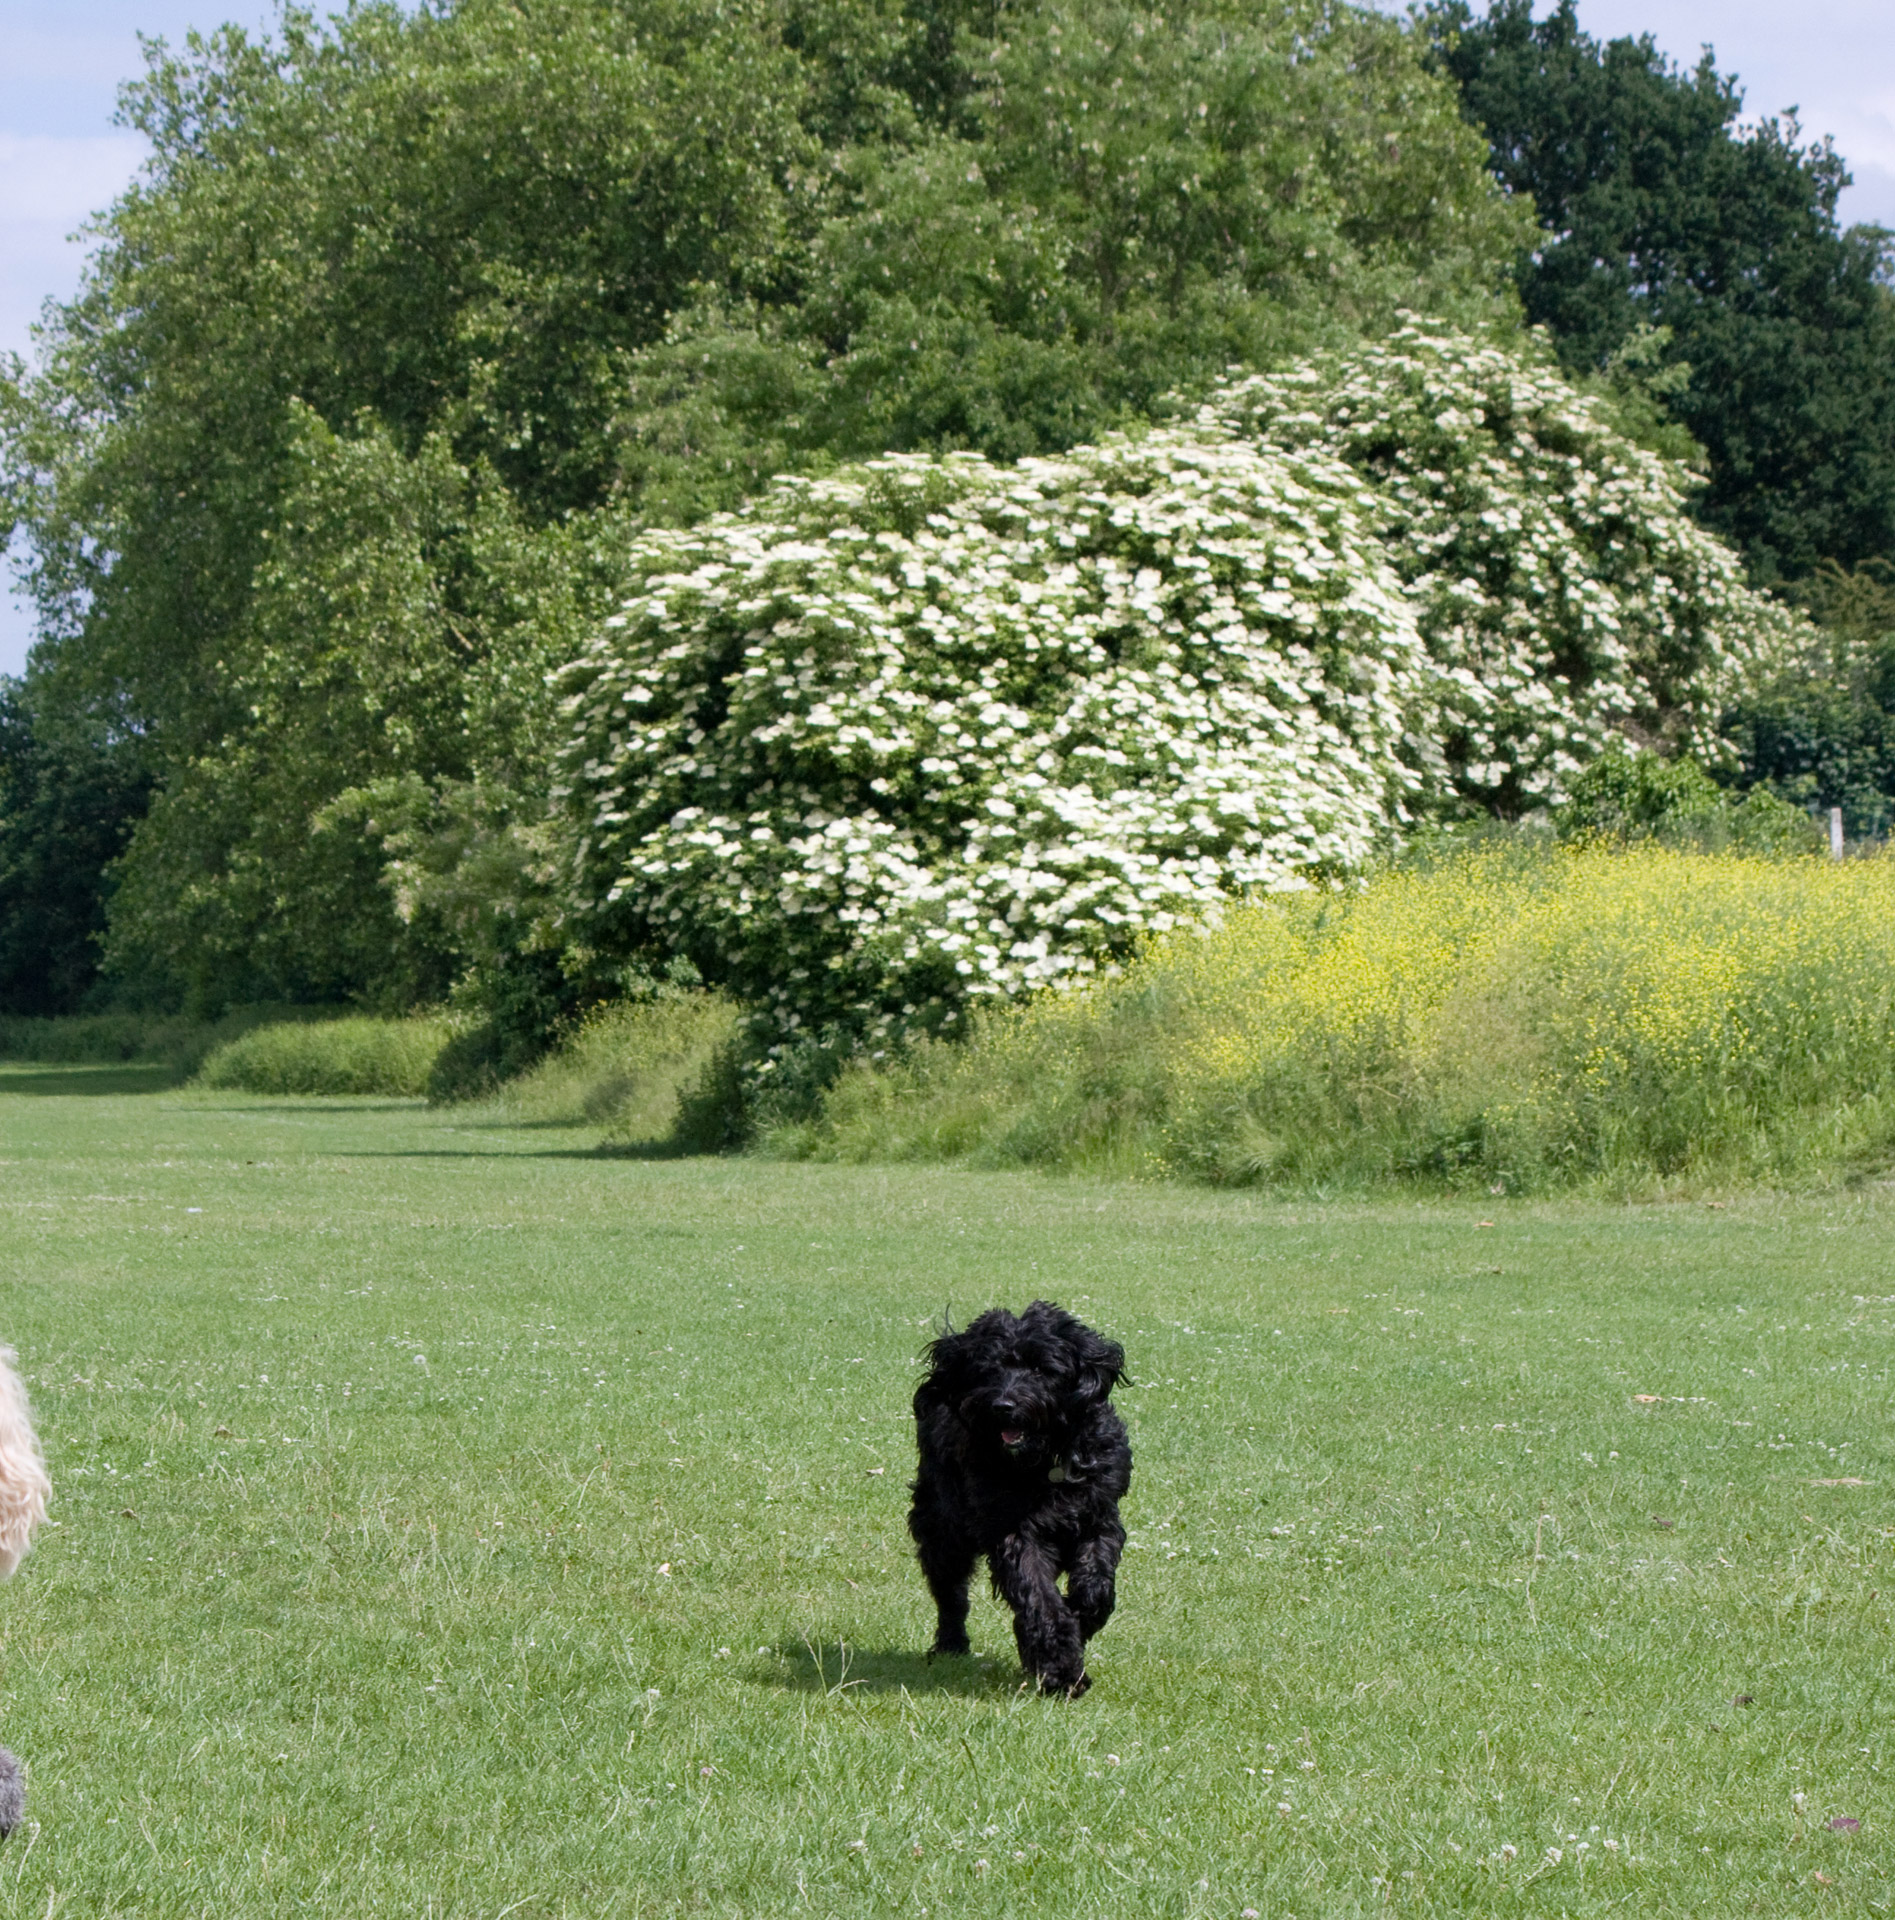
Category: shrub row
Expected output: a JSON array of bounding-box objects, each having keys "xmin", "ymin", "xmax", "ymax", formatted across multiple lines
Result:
[
  {"xmin": 30, "ymin": 838, "xmax": 1895, "ymax": 1196},
  {"xmin": 195, "ymin": 1016, "xmax": 458, "ymax": 1098},
  {"xmin": 182, "ymin": 995, "xmax": 741, "ymax": 1133}
]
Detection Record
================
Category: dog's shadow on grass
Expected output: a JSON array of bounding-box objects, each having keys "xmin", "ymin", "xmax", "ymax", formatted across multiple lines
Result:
[{"xmin": 761, "ymin": 1639, "xmax": 1018, "ymax": 1698}]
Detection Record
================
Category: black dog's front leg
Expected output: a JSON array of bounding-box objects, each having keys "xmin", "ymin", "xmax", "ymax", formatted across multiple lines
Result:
[
  {"xmin": 914, "ymin": 1527, "xmax": 976, "ymax": 1657},
  {"xmin": 991, "ymin": 1534, "xmax": 1087, "ymax": 1695},
  {"xmin": 1066, "ymin": 1523, "xmax": 1124, "ymax": 1643}
]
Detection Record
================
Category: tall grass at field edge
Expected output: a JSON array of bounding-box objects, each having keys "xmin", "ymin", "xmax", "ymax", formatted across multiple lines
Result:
[
  {"xmin": 459, "ymin": 993, "xmax": 743, "ymax": 1141},
  {"xmin": 783, "ymin": 842, "xmax": 1895, "ymax": 1193},
  {"xmin": 0, "ymin": 1004, "xmax": 345, "ymax": 1078},
  {"xmin": 5, "ymin": 992, "xmax": 745, "ymax": 1117},
  {"xmin": 196, "ymin": 1013, "xmax": 459, "ymax": 1097}
]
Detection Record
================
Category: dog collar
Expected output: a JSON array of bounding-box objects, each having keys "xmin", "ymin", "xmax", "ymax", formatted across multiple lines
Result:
[{"xmin": 1048, "ymin": 1458, "xmax": 1082, "ymax": 1485}]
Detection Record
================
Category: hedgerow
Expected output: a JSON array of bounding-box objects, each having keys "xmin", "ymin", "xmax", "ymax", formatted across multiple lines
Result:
[
  {"xmin": 195, "ymin": 1015, "xmax": 456, "ymax": 1097},
  {"xmin": 0, "ymin": 1006, "xmax": 339, "ymax": 1078},
  {"xmin": 552, "ymin": 327, "xmax": 1803, "ymax": 1059}
]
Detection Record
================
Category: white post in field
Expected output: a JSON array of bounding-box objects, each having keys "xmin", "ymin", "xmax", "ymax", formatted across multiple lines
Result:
[{"xmin": 1830, "ymin": 806, "xmax": 1845, "ymax": 859}]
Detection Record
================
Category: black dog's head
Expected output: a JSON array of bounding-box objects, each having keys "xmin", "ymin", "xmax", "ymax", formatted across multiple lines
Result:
[{"xmin": 916, "ymin": 1300, "xmax": 1126, "ymax": 1468}]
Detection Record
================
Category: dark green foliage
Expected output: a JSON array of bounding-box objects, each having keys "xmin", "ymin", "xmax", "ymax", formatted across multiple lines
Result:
[
  {"xmin": 1428, "ymin": 0, "xmax": 1895, "ymax": 582},
  {"xmin": 1722, "ymin": 562, "xmax": 1895, "ymax": 839},
  {"xmin": 1556, "ymin": 738, "xmax": 1821, "ymax": 854},
  {"xmin": 425, "ymin": 949, "xmax": 587, "ymax": 1104},
  {"xmin": 625, "ymin": 0, "xmax": 1525, "ymax": 506},
  {"xmin": 668, "ymin": 1034, "xmax": 758, "ymax": 1154},
  {"xmin": 0, "ymin": 684, "xmax": 151, "ymax": 1014},
  {"xmin": 88, "ymin": 408, "xmax": 616, "ymax": 1012}
]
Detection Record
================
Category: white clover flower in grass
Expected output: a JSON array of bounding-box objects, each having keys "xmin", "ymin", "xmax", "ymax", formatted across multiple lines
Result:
[
  {"xmin": 553, "ymin": 432, "xmax": 1429, "ymax": 1048},
  {"xmin": 1203, "ymin": 321, "xmax": 1803, "ymax": 809}
]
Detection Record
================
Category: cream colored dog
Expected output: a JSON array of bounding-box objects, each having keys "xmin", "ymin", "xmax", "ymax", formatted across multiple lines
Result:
[{"xmin": 0, "ymin": 1346, "xmax": 49, "ymax": 1834}]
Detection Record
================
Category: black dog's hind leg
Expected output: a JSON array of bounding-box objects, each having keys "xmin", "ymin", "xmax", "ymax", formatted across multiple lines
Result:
[
  {"xmin": 1066, "ymin": 1524, "xmax": 1124, "ymax": 1644},
  {"xmin": 915, "ymin": 1530, "xmax": 977, "ymax": 1656},
  {"xmin": 992, "ymin": 1534, "xmax": 1087, "ymax": 1695}
]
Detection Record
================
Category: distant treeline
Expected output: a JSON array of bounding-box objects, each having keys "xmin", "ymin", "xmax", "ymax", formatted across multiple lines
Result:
[{"xmin": 0, "ymin": 0, "xmax": 1891, "ymax": 1042}]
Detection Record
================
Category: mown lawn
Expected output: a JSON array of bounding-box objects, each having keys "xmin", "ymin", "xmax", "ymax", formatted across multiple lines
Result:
[{"xmin": 0, "ymin": 1064, "xmax": 1889, "ymax": 1915}]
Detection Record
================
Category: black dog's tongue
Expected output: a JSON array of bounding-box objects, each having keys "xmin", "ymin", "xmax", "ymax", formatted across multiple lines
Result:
[{"xmin": 1000, "ymin": 1428, "xmax": 1025, "ymax": 1448}]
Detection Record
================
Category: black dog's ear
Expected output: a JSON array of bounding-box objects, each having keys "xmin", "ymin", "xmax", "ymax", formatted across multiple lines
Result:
[
  {"xmin": 915, "ymin": 1322, "xmax": 970, "ymax": 1413},
  {"xmin": 1072, "ymin": 1326, "xmax": 1127, "ymax": 1407}
]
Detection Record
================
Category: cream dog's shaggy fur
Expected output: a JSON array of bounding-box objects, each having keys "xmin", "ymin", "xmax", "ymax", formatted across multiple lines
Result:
[
  {"xmin": 0, "ymin": 1346, "xmax": 49, "ymax": 1834},
  {"xmin": 0, "ymin": 1348, "xmax": 49, "ymax": 1580}
]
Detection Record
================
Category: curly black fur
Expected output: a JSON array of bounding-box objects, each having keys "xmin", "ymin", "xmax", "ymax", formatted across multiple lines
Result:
[{"xmin": 909, "ymin": 1300, "xmax": 1131, "ymax": 1697}]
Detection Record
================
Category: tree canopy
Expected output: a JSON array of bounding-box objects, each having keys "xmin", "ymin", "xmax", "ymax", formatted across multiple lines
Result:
[
  {"xmin": 1427, "ymin": 0, "xmax": 1895, "ymax": 583},
  {"xmin": 0, "ymin": 0, "xmax": 1521, "ymax": 1013},
  {"xmin": 9, "ymin": 0, "xmax": 1884, "ymax": 1029}
]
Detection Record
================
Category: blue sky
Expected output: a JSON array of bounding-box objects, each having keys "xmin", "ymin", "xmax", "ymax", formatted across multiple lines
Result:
[{"xmin": 4, "ymin": 0, "xmax": 1894, "ymax": 674}]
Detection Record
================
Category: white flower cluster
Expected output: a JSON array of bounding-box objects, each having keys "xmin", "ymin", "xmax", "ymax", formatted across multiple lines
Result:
[
  {"xmin": 1204, "ymin": 320, "xmax": 1802, "ymax": 807},
  {"xmin": 551, "ymin": 325, "xmax": 1800, "ymax": 1046},
  {"xmin": 552, "ymin": 435, "xmax": 1427, "ymax": 1043}
]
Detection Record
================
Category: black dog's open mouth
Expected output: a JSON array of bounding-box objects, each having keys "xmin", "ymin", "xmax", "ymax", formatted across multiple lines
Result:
[{"xmin": 1000, "ymin": 1428, "xmax": 1027, "ymax": 1451}]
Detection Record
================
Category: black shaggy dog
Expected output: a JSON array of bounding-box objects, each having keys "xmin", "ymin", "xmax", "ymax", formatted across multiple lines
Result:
[{"xmin": 909, "ymin": 1301, "xmax": 1131, "ymax": 1697}]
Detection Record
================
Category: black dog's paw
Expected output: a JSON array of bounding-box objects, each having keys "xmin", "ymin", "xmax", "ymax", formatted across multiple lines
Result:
[
  {"xmin": 1027, "ymin": 1648, "xmax": 1089, "ymax": 1697},
  {"xmin": 928, "ymin": 1634, "xmax": 972, "ymax": 1659}
]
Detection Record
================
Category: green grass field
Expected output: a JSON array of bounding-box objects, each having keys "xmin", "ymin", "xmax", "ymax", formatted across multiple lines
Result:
[{"xmin": 0, "ymin": 1065, "xmax": 1888, "ymax": 1915}]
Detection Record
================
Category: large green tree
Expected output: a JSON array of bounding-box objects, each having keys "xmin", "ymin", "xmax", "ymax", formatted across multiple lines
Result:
[
  {"xmin": 1428, "ymin": 0, "xmax": 1895, "ymax": 583},
  {"xmin": 3, "ymin": 0, "xmax": 828, "ymax": 1008},
  {"xmin": 2, "ymin": 0, "xmax": 1518, "ymax": 1011},
  {"xmin": 621, "ymin": 0, "xmax": 1527, "ymax": 515}
]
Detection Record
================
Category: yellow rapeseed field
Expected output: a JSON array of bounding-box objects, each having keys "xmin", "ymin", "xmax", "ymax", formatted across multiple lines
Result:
[{"xmin": 804, "ymin": 844, "xmax": 1895, "ymax": 1190}]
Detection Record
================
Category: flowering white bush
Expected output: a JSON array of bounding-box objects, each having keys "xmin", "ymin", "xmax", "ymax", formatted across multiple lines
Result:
[
  {"xmin": 1204, "ymin": 321, "xmax": 1803, "ymax": 808},
  {"xmin": 552, "ymin": 436, "xmax": 1428, "ymax": 1043},
  {"xmin": 552, "ymin": 325, "xmax": 1803, "ymax": 1047}
]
